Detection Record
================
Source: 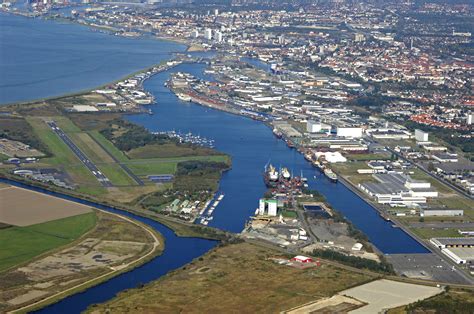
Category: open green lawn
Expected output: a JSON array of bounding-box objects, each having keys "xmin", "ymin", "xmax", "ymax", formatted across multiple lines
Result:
[
  {"xmin": 410, "ymin": 227, "xmax": 462, "ymax": 239},
  {"xmin": 125, "ymin": 162, "xmax": 177, "ymax": 176},
  {"xmin": 127, "ymin": 143, "xmax": 221, "ymax": 159},
  {"xmin": 26, "ymin": 117, "xmax": 79, "ymax": 166},
  {"xmin": 53, "ymin": 116, "xmax": 82, "ymax": 133},
  {"xmin": 69, "ymin": 132, "xmax": 115, "ymax": 164},
  {"xmin": 98, "ymin": 163, "xmax": 137, "ymax": 186},
  {"xmin": 345, "ymin": 153, "xmax": 392, "ymax": 161},
  {"xmin": 88, "ymin": 130, "xmax": 129, "ymax": 162},
  {"xmin": 0, "ymin": 212, "xmax": 97, "ymax": 272}
]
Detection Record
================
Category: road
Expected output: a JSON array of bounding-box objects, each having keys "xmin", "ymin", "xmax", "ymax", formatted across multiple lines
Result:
[{"xmin": 47, "ymin": 121, "xmax": 113, "ymax": 187}]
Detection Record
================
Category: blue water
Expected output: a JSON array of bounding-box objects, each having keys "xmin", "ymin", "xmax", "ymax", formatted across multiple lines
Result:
[
  {"xmin": 0, "ymin": 178, "xmax": 216, "ymax": 314},
  {"xmin": 0, "ymin": 13, "xmax": 428, "ymax": 313},
  {"xmin": 0, "ymin": 13, "xmax": 185, "ymax": 104},
  {"xmin": 128, "ymin": 62, "xmax": 429, "ymax": 255}
]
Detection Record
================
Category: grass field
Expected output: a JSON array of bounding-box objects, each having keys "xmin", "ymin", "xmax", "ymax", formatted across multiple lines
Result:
[
  {"xmin": 97, "ymin": 163, "xmax": 137, "ymax": 186},
  {"xmin": 410, "ymin": 227, "xmax": 461, "ymax": 239},
  {"xmin": 88, "ymin": 130, "xmax": 129, "ymax": 162},
  {"xmin": 345, "ymin": 153, "xmax": 392, "ymax": 161},
  {"xmin": 91, "ymin": 242, "xmax": 374, "ymax": 313},
  {"xmin": 17, "ymin": 114, "xmax": 229, "ymax": 203},
  {"xmin": 124, "ymin": 162, "xmax": 177, "ymax": 176},
  {"xmin": 25, "ymin": 117, "xmax": 101, "ymax": 188},
  {"xmin": 126, "ymin": 143, "xmax": 220, "ymax": 159},
  {"xmin": 0, "ymin": 212, "xmax": 97, "ymax": 272},
  {"xmin": 26, "ymin": 117, "xmax": 79, "ymax": 166}
]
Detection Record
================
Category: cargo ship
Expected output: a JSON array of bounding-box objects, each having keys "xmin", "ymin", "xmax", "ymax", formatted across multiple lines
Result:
[
  {"xmin": 323, "ymin": 168, "xmax": 338, "ymax": 182},
  {"xmin": 264, "ymin": 164, "xmax": 279, "ymax": 187},
  {"xmin": 281, "ymin": 167, "xmax": 291, "ymax": 180}
]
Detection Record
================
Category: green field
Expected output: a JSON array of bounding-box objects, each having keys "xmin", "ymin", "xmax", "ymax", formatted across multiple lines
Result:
[
  {"xmin": 125, "ymin": 162, "xmax": 177, "ymax": 176},
  {"xmin": 20, "ymin": 115, "xmax": 229, "ymax": 202},
  {"xmin": 88, "ymin": 130, "xmax": 130, "ymax": 162},
  {"xmin": 127, "ymin": 143, "xmax": 220, "ymax": 159},
  {"xmin": 0, "ymin": 212, "xmax": 97, "ymax": 272},
  {"xmin": 410, "ymin": 227, "xmax": 461, "ymax": 239},
  {"xmin": 26, "ymin": 117, "xmax": 80, "ymax": 166},
  {"xmin": 98, "ymin": 163, "xmax": 137, "ymax": 186}
]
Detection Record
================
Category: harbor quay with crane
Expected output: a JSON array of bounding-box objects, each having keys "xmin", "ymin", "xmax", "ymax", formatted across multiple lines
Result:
[{"xmin": 241, "ymin": 163, "xmax": 377, "ymax": 261}]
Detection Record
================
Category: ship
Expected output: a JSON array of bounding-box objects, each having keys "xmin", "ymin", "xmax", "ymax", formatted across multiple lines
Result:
[
  {"xmin": 177, "ymin": 93, "xmax": 192, "ymax": 102},
  {"xmin": 264, "ymin": 164, "xmax": 279, "ymax": 187},
  {"xmin": 281, "ymin": 167, "xmax": 291, "ymax": 180},
  {"xmin": 273, "ymin": 128, "xmax": 283, "ymax": 138},
  {"xmin": 312, "ymin": 159, "xmax": 323, "ymax": 170},
  {"xmin": 286, "ymin": 139, "xmax": 295, "ymax": 148},
  {"xmin": 323, "ymin": 168, "xmax": 338, "ymax": 182}
]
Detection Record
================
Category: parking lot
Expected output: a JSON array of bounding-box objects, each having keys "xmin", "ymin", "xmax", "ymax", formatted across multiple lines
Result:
[{"xmin": 386, "ymin": 253, "xmax": 471, "ymax": 284}]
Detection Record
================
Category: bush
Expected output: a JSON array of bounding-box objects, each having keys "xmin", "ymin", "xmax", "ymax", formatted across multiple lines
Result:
[{"xmin": 311, "ymin": 249, "xmax": 395, "ymax": 274}]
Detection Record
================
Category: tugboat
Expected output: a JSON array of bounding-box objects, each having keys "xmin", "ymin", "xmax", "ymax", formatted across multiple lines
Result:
[
  {"xmin": 324, "ymin": 168, "xmax": 338, "ymax": 182},
  {"xmin": 264, "ymin": 164, "xmax": 279, "ymax": 187}
]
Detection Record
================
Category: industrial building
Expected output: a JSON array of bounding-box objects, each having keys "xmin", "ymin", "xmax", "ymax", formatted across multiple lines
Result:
[
  {"xmin": 359, "ymin": 172, "xmax": 438, "ymax": 205},
  {"xmin": 420, "ymin": 209, "xmax": 463, "ymax": 217},
  {"xmin": 258, "ymin": 199, "xmax": 278, "ymax": 216},
  {"xmin": 430, "ymin": 237, "xmax": 474, "ymax": 264},
  {"xmin": 336, "ymin": 126, "xmax": 363, "ymax": 138},
  {"xmin": 432, "ymin": 153, "xmax": 459, "ymax": 163},
  {"xmin": 306, "ymin": 120, "xmax": 330, "ymax": 133},
  {"xmin": 415, "ymin": 129, "xmax": 429, "ymax": 142},
  {"xmin": 366, "ymin": 128, "xmax": 411, "ymax": 140}
]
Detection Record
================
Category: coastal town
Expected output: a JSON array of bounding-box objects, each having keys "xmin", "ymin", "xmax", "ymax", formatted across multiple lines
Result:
[{"xmin": 1, "ymin": 0, "xmax": 474, "ymax": 312}]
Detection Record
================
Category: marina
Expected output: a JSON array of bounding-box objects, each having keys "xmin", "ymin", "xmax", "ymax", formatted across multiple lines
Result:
[
  {"xmin": 198, "ymin": 193, "xmax": 224, "ymax": 225},
  {"xmin": 152, "ymin": 130, "xmax": 215, "ymax": 148}
]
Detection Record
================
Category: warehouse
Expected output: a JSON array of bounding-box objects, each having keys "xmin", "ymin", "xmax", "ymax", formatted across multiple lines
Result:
[
  {"xmin": 430, "ymin": 238, "xmax": 474, "ymax": 264},
  {"xmin": 359, "ymin": 172, "xmax": 438, "ymax": 205},
  {"xmin": 430, "ymin": 237, "xmax": 474, "ymax": 249},
  {"xmin": 420, "ymin": 209, "xmax": 463, "ymax": 217}
]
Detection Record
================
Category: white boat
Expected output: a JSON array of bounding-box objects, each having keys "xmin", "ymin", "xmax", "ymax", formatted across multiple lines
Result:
[{"xmin": 177, "ymin": 93, "xmax": 192, "ymax": 102}]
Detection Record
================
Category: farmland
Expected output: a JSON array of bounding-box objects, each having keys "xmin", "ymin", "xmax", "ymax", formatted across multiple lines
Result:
[
  {"xmin": 0, "ymin": 212, "xmax": 97, "ymax": 272},
  {"xmin": 0, "ymin": 210, "xmax": 160, "ymax": 313},
  {"xmin": 0, "ymin": 186, "xmax": 92, "ymax": 226}
]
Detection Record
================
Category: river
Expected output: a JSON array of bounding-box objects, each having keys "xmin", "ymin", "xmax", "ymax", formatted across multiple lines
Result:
[
  {"xmin": 128, "ymin": 63, "xmax": 429, "ymax": 255},
  {"xmin": 1, "ymin": 13, "xmax": 429, "ymax": 313}
]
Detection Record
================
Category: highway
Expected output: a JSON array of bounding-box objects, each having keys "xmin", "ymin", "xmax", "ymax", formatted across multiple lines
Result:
[{"xmin": 47, "ymin": 121, "xmax": 113, "ymax": 188}]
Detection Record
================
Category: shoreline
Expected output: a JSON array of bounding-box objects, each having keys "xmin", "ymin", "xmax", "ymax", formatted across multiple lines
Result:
[{"xmin": 1, "ymin": 52, "xmax": 432, "ymax": 256}]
